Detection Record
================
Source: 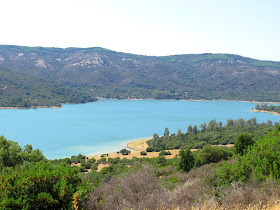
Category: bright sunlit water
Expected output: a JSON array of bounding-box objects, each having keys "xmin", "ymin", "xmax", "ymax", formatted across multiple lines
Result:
[{"xmin": 0, "ymin": 99, "xmax": 279, "ymax": 159}]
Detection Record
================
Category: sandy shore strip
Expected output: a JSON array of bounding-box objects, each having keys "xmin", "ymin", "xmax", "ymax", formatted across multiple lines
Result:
[
  {"xmin": 250, "ymin": 109, "xmax": 280, "ymax": 116},
  {"xmin": 0, "ymin": 106, "xmax": 61, "ymax": 110},
  {"xmin": 87, "ymin": 138, "xmax": 234, "ymax": 171},
  {"xmin": 126, "ymin": 138, "xmax": 151, "ymax": 151}
]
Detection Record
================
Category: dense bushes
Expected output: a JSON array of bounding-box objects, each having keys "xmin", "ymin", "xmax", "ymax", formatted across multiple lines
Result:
[
  {"xmin": 0, "ymin": 136, "xmax": 45, "ymax": 170},
  {"xmin": 147, "ymin": 118, "xmax": 276, "ymax": 150},
  {"xmin": 212, "ymin": 126, "xmax": 280, "ymax": 187},
  {"xmin": 0, "ymin": 163, "xmax": 89, "ymax": 209}
]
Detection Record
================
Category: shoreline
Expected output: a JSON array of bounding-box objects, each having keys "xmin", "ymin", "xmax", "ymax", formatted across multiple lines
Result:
[
  {"xmin": 87, "ymin": 138, "xmax": 234, "ymax": 171},
  {"xmin": 250, "ymin": 109, "xmax": 280, "ymax": 116},
  {"xmin": 0, "ymin": 105, "xmax": 61, "ymax": 110},
  {"xmin": 126, "ymin": 137, "xmax": 152, "ymax": 151},
  {"xmin": 0, "ymin": 98, "xmax": 279, "ymax": 110}
]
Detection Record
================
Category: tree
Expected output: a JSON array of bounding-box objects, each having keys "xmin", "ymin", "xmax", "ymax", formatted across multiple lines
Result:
[
  {"xmin": 164, "ymin": 128, "xmax": 170, "ymax": 137},
  {"xmin": 226, "ymin": 118, "xmax": 234, "ymax": 127},
  {"xmin": 251, "ymin": 117, "xmax": 257, "ymax": 125},
  {"xmin": 193, "ymin": 125, "xmax": 198, "ymax": 135},
  {"xmin": 200, "ymin": 122, "xmax": 207, "ymax": 132},
  {"xmin": 0, "ymin": 136, "xmax": 22, "ymax": 168},
  {"xmin": 177, "ymin": 129, "xmax": 183, "ymax": 141},
  {"xmin": 267, "ymin": 120, "xmax": 273, "ymax": 126},
  {"xmin": 153, "ymin": 133, "xmax": 159, "ymax": 140},
  {"xmin": 207, "ymin": 119, "xmax": 218, "ymax": 131},
  {"xmin": 178, "ymin": 147, "xmax": 194, "ymax": 172},
  {"xmin": 187, "ymin": 125, "xmax": 193, "ymax": 134},
  {"xmin": 235, "ymin": 118, "xmax": 245, "ymax": 127},
  {"xmin": 234, "ymin": 133, "xmax": 254, "ymax": 155}
]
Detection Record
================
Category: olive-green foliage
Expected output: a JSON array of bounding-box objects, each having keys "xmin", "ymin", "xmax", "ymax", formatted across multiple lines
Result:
[
  {"xmin": 234, "ymin": 133, "xmax": 254, "ymax": 155},
  {"xmin": 0, "ymin": 69, "xmax": 97, "ymax": 107},
  {"xmin": 195, "ymin": 145, "xmax": 234, "ymax": 167},
  {"xmin": 159, "ymin": 150, "xmax": 171, "ymax": 156},
  {"xmin": 255, "ymin": 103, "xmax": 280, "ymax": 114},
  {"xmin": 178, "ymin": 147, "xmax": 194, "ymax": 172},
  {"xmin": 146, "ymin": 146, "xmax": 154, "ymax": 152},
  {"xmin": 0, "ymin": 163, "xmax": 90, "ymax": 209},
  {"xmin": 140, "ymin": 151, "xmax": 147, "ymax": 155},
  {"xmin": 213, "ymin": 126, "xmax": 280, "ymax": 187},
  {"xmin": 0, "ymin": 136, "xmax": 45, "ymax": 170},
  {"xmin": 87, "ymin": 158, "xmax": 96, "ymax": 164},
  {"xmin": 147, "ymin": 118, "xmax": 275, "ymax": 150},
  {"xmin": 119, "ymin": 148, "xmax": 131, "ymax": 155}
]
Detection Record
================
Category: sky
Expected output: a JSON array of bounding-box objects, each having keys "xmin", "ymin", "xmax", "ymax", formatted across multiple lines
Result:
[{"xmin": 0, "ymin": 0, "xmax": 279, "ymax": 61}]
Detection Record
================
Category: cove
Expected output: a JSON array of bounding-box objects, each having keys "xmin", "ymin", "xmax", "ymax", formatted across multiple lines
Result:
[{"xmin": 0, "ymin": 99, "xmax": 279, "ymax": 159}]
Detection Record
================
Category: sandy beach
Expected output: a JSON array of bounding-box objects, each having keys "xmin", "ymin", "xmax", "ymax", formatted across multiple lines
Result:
[
  {"xmin": 250, "ymin": 109, "xmax": 280, "ymax": 116},
  {"xmin": 87, "ymin": 138, "xmax": 234, "ymax": 171},
  {"xmin": 0, "ymin": 106, "xmax": 61, "ymax": 110}
]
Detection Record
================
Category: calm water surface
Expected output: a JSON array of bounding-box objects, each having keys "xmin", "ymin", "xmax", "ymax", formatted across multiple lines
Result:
[{"xmin": 0, "ymin": 99, "xmax": 279, "ymax": 159}]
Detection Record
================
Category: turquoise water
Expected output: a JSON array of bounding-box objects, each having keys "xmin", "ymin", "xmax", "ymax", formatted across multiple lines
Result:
[{"xmin": 0, "ymin": 99, "xmax": 279, "ymax": 159}]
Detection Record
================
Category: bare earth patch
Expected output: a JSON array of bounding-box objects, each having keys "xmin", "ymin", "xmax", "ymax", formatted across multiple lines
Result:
[{"xmin": 87, "ymin": 138, "xmax": 234, "ymax": 171}]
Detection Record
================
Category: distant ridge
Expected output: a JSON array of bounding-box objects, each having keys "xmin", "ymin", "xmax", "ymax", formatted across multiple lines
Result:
[{"xmin": 0, "ymin": 45, "xmax": 280, "ymax": 105}]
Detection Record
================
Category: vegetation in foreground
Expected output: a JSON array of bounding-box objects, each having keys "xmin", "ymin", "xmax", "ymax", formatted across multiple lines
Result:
[{"xmin": 1, "ymin": 121, "xmax": 280, "ymax": 209}]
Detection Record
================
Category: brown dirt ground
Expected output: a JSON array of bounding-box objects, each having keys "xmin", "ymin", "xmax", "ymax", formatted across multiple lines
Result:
[{"xmin": 87, "ymin": 138, "xmax": 234, "ymax": 172}]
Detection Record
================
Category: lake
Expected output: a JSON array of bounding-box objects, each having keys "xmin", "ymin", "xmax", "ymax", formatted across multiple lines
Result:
[{"xmin": 0, "ymin": 99, "xmax": 279, "ymax": 159}]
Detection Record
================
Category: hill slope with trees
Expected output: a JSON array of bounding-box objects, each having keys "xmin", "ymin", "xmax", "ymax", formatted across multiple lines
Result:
[{"xmin": 1, "ymin": 45, "xmax": 280, "ymax": 105}]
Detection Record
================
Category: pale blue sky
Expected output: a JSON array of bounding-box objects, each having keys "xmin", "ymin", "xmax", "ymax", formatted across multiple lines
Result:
[{"xmin": 0, "ymin": 0, "xmax": 279, "ymax": 61}]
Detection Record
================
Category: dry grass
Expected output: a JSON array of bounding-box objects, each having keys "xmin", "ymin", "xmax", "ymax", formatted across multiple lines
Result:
[
  {"xmin": 127, "ymin": 138, "xmax": 151, "ymax": 151},
  {"xmin": 83, "ymin": 163, "xmax": 280, "ymax": 210},
  {"xmin": 88, "ymin": 138, "xmax": 234, "ymax": 171}
]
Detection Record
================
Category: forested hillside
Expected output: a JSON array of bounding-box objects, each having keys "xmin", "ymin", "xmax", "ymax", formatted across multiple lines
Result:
[
  {"xmin": 1, "ymin": 45, "xmax": 280, "ymax": 105},
  {"xmin": 0, "ymin": 69, "xmax": 97, "ymax": 107}
]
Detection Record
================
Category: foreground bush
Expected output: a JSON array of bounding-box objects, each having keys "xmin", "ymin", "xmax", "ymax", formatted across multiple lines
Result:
[
  {"xmin": 213, "ymin": 126, "xmax": 280, "ymax": 187},
  {"xmin": 0, "ymin": 163, "xmax": 90, "ymax": 209}
]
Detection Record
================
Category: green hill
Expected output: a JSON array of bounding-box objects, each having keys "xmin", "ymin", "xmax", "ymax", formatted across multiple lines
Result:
[{"xmin": 1, "ymin": 45, "xmax": 280, "ymax": 105}]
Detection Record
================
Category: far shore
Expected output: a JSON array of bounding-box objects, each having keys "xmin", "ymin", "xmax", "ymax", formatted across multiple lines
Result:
[
  {"xmin": 0, "ymin": 98, "xmax": 280, "ymax": 110},
  {"xmin": 250, "ymin": 109, "xmax": 280, "ymax": 116},
  {"xmin": 0, "ymin": 105, "xmax": 61, "ymax": 110}
]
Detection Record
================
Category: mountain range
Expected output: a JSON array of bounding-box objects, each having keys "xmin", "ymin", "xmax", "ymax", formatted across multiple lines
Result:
[{"xmin": 0, "ymin": 45, "xmax": 280, "ymax": 107}]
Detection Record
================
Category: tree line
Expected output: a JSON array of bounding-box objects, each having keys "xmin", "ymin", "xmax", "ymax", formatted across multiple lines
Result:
[
  {"xmin": 255, "ymin": 103, "xmax": 280, "ymax": 114},
  {"xmin": 146, "ymin": 118, "xmax": 277, "ymax": 151}
]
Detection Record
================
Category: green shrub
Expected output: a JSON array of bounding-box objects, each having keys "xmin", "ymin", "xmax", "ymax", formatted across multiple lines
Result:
[
  {"xmin": 0, "ymin": 163, "xmax": 89, "ymax": 209},
  {"xmin": 87, "ymin": 158, "xmax": 96, "ymax": 164},
  {"xmin": 84, "ymin": 162, "xmax": 92, "ymax": 169},
  {"xmin": 178, "ymin": 147, "xmax": 194, "ymax": 172},
  {"xmin": 234, "ymin": 133, "xmax": 254, "ymax": 155},
  {"xmin": 159, "ymin": 150, "xmax": 171, "ymax": 156},
  {"xmin": 90, "ymin": 164, "xmax": 98, "ymax": 171},
  {"xmin": 80, "ymin": 166, "xmax": 87, "ymax": 172},
  {"xmin": 146, "ymin": 146, "xmax": 154, "ymax": 152},
  {"xmin": 196, "ymin": 145, "xmax": 233, "ymax": 166},
  {"xmin": 97, "ymin": 157, "xmax": 107, "ymax": 164},
  {"xmin": 77, "ymin": 154, "xmax": 86, "ymax": 159},
  {"xmin": 119, "ymin": 149, "xmax": 131, "ymax": 155},
  {"xmin": 157, "ymin": 156, "xmax": 167, "ymax": 165},
  {"xmin": 213, "ymin": 127, "xmax": 280, "ymax": 187},
  {"xmin": 140, "ymin": 151, "xmax": 147, "ymax": 156}
]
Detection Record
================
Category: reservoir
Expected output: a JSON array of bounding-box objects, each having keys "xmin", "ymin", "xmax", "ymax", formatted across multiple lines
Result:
[{"xmin": 0, "ymin": 99, "xmax": 279, "ymax": 159}]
